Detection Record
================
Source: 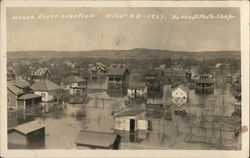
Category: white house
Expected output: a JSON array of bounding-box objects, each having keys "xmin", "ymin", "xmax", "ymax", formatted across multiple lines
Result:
[
  {"xmin": 127, "ymin": 82, "xmax": 147, "ymax": 99},
  {"xmin": 114, "ymin": 109, "xmax": 147, "ymax": 132},
  {"xmin": 30, "ymin": 79, "xmax": 61, "ymax": 102},
  {"xmin": 61, "ymin": 75, "xmax": 87, "ymax": 95},
  {"xmin": 170, "ymin": 84, "xmax": 188, "ymax": 107}
]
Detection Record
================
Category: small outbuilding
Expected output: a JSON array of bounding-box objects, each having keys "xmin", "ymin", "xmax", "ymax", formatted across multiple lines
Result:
[
  {"xmin": 114, "ymin": 109, "xmax": 146, "ymax": 132},
  {"xmin": 75, "ymin": 130, "xmax": 121, "ymax": 150},
  {"xmin": 8, "ymin": 120, "xmax": 45, "ymax": 149}
]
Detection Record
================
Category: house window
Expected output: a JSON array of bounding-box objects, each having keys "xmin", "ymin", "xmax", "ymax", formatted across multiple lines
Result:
[{"xmin": 41, "ymin": 93, "xmax": 46, "ymax": 97}]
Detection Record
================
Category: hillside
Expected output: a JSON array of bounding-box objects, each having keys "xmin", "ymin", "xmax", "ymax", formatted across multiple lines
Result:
[{"xmin": 7, "ymin": 48, "xmax": 240, "ymax": 60}]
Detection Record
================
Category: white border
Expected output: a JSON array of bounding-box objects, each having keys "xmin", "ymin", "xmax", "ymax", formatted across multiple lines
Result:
[{"xmin": 1, "ymin": 1, "xmax": 249, "ymax": 158}]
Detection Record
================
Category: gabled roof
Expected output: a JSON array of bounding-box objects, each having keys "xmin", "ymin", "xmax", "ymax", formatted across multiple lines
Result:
[
  {"xmin": 63, "ymin": 75, "xmax": 86, "ymax": 83},
  {"xmin": 114, "ymin": 109, "xmax": 144, "ymax": 117},
  {"xmin": 128, "ymin": 82, "xmax": 146, "ymax": 89},
  {"xmin": 14, "ymin": 120, "xmax": 45, "ymax": 135},
  {"xmin": 171, "ymin": 84, "xmax": 188, "ymax": 94},
  {"xmin": 7, "ymin": 83, "xmax": 25, "ymax": 95},
  {"xmin": 106, "ymin": 67, "xmax": 128, "ymax": 76},
  {"xmin": 31, "ymin": 80, "xmax": 60, "ymax": 91},
  {"xmin": 18, "ymin": 93, "xmax": 42, "ymax": 100},
  {"xmin": 12, "ymin": 80, "xmax": 30, "ymax": 88},
  {"xmin": 75, "ymin": 130, "xmax": 119, "ymax": 148}
]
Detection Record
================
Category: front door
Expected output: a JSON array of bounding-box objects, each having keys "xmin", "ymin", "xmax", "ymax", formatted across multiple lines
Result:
[{"xmin": 130, "ymin": 119, "xmax": 135, "ymax": 132}]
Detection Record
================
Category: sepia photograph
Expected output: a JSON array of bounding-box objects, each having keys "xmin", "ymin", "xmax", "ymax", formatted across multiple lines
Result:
[{"xmin": 0, "ymin": 1, "xmax": 249, "ymax": 158}]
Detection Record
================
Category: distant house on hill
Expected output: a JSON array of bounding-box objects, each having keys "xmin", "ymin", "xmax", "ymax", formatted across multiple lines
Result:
[
  {"xmin": 30, "ymin": 80, "xmax": 61, "ymax": 102},
  {"xmin": 88, "ymin": 62, "xmax": 108, "ymax": 74},
  {"xmin": 127, "ymin": 82, "xmax": 147, "ymax": 99},
  {"xmin": 31, "ymin": 67, "xmax": 51, "ymax": 81},
  {"xmin": 106, "ymin": 67, "xmax": 129, "ymax": 90},
  {"xmin": 7, "ymin": 80, "xmax": 42, "ymax": 112},
  {"xmin": 110, "ymin": 64, "xmax": 127, "ymax": 69},
  {"xmin": 61, "ymin": 75, "xmax": 87, "ymax": 95}
]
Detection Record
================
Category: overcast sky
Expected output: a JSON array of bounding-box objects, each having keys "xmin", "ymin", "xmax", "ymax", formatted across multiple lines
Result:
[{"xmin": 7, "ymin": 7, "xmax": 240, "ymax": 52}]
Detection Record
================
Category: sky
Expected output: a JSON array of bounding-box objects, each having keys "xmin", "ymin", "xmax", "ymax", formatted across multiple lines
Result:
[{"xmin": 7, "ymin": 7, "xmax": 240, "ymax": 52}]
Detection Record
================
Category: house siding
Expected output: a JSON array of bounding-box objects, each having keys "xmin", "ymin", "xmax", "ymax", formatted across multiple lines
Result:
[{"xmin": 7, "ymin": 89, "xmax": 18, "ymax": 109}]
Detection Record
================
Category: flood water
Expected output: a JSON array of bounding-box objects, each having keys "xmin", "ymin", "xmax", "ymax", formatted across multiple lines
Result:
[{"xmin": 10, "ymin": 77, "xmax": 241, "ymax": 150}]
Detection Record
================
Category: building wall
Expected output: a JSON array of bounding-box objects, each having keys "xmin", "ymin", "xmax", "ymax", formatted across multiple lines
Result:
[
  {"xmin": 127, "ymin": 87, "xmax": 147, "ymax": 99},
  {"xmin": 171, "ymin": 88, "xmax": 187, "ymax": 99},
  {"xmin": 8, "ymin": 131, "xmax": 27, "ymax": 149},
  {"xmin": 114, "ymin": 113, "xmax": 145, "ymax": 131},
  {"xmin": 7, "ymin": 89, "xmax": 17, "ymax": 109},
  {"xmin": 34, "ymin": 90, "xmax": 60, "ymax": 102}
]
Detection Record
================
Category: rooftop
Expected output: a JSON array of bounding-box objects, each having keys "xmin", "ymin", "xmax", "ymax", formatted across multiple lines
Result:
[
  {"xmin": 14, "ymin": 120, "xmax": 45, "ymax": 135},
  {"xmin": 114, "ymin": 109, "xmax": 144, "ymax": 117},
  {"xmin": 31, "ymin": 79, "xmax": 61, "ymax": 91},
  {"xmin": 171, "ymin": 84, "xmax": 189, "ymax": 93},
  {"xmin": 75, "ymin": 130, "xmax": 119, "ymax": 148},
  {"xmin": 106, "ymin": 67, "xmax": 128, "ymax": 76},
  {"xmin": 63, "ymin": 75, "xmax": 86, "ymax": 83},
  {"xmin": 128, "ymin": 82, "xmax": 146, "ymax": 89},
  {"xmin": 145, "ymin": 69, "xmax": 158, "ymax": 76},
  {"xmin": 18, "ymin": 93, "xmax": 42, "ymax": 100},
  {"xmin": 7, "ymin": 83, "xmax": 25, "ymax": 96},
  {"xmin": 12, "ymin": 79, "xmax": 30, "ymax": 88}
]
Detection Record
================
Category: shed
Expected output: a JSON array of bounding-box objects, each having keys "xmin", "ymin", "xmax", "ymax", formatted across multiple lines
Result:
[
  {"xmin": 75, "ymin": 130, "xmax": 121, "ymax": 149},
  {"xmin": 114, "ymin": 109, "xmax": 145, "ymax": 132},
  {"xmin": 8, "ymin": 120, "xmax": 45, "ymax": 149}
]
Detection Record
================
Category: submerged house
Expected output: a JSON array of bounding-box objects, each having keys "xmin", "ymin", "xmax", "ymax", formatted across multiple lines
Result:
[
  {"xmin": 8, "ymin": 120, "xmax": 45, "ymax": 149},
  {"xmin": 170, "ymin": 84, "xmax": 188, "ymax": 107},
  {"xmin": 164, "ymin": 68, "xmax": 191, "ymax": 84},
  {"xmin": 114, "ymin": 109, "xmax": 146, "ymax": 132},
  {"xmin": 195, "ymin": 73, "xmax": 214, "ymax": 94},
  {"xmin": 145, "ymin": 69, "xmax": 164, "ymax": 91},
  {"xmin": 61, "ymin": 75, "xmax": 87, "ymax": 95},
  {"xmin": 30, "ymin": 79, "xmax": 61, "ymax": 102},
  {"xmin": 106, "ymin": 67, "xmax": 129, "ymax": 90},
  {"xmin": 7, "ymin": 80, "xmax": 42, "ymax": 113},
  {"xmin": 75, "ymin": 130, "xmax": 121, "ymax": 150},
  {"xmin": 127, "ymin": 82, "xmax": 147, "ymax": 99},
  {"xmin": 31, "ymin": 67, "xmax": 51, "ymax": 81}
]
